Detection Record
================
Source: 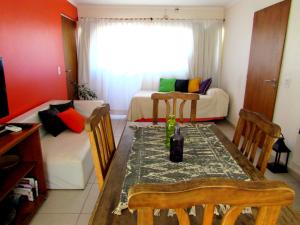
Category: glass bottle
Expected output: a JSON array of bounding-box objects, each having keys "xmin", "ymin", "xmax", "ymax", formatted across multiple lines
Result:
[
  {"xmin": 170, "ymin": 126, "xmax": 184, "ymax": 162},
  {"xmin": 166, "ymin": 114, "xmax": 176, "ymax": 148}
]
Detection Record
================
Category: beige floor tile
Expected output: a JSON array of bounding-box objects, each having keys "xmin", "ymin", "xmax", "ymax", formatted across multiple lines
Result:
[
  {"xmin": 112, "ymin": 116, "xmax": 127, "ymax": 144},
  {"xmin": 115, "ymin": 135, "xmax": 121, "ymax": 147},
  {"xmin": 112, "ymin": 120, "xmax": 120, "ymax": 132},
  {"xmin": 119, "ymin": 118, "xmax": 127, "ymax": 126},
  {"xmin": 81, "ymin": 184, "xmax": 100, "ymax": 214},
  {"xmin": 111, "ymin": 115, "xmax": 127, "ymax": 120},
  {"xmin": 294, "ymin": 196, "xmax": 300, "ymax": 211},
  {"xmin": 39, "ymin": 184, "xmax": 92, "ymax": 214},
  {"xmin": 113, "ymin": 129, "xmax": 121, "ymax": 138},
  {"xmin": 93, "ymin": 173, "xmax": 99, "ymax": 184},
  {"xmin": 286, "ymin": 181, "xmax": 300, "ymax": 196},
  {"xmin": 90, "ymin": 169, "xmax": 99, "ymax": 184},
  {"xmin": 112, "ymin": 119, "xmax": 119, "ymax": 125},
  {"xmin": 76, "ymin": 214, "xmax": 91, "ymax": 225},
  {"xmin": 114, "ymin": 122, "xmax": 126, "ymax": 137},
  {"xmin": 29, "ymin": 213, "xmax": 79, "ymax": 225},
  {"xmin": 265, "ymin": 169, "xmax": 295, "ymax": 182},
  {"xmin": 215, "ymin": 120, "xmax": 235, "ymax": 140},
  {"xmin": 88, "ymin": 170, "xmax": 96, "ymax": 184}
]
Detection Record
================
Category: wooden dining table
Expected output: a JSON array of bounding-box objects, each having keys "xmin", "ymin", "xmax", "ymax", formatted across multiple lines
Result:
[{"xmin": 89, "ymin": 123, "xmax": 300, "ymax": 225}]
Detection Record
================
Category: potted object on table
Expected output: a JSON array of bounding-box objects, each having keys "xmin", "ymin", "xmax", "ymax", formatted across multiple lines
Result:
[{"xmin": 73, "ymin": 83, "xmax": 98, "ymax": 100}]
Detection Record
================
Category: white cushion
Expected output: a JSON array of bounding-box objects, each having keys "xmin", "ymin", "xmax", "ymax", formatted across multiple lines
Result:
[{"xmin": 41, "ymin": 130, "xmax": 93, "ymax": 189}]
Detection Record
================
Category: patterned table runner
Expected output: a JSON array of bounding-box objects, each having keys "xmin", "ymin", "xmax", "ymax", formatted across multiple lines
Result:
[{"xmin": 114, "ymin": 124, "xmax": 250, "ymax": 215}]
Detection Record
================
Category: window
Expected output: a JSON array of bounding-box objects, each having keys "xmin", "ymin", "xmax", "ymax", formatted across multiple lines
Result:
[{"xmin": 78, "ymin": 19, "xmax": 223, "ymax": 112}]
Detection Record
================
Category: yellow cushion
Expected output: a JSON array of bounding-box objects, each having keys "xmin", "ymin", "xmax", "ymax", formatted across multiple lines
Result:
[{"xmin": 188, "ymin": 78, "xmax": 201, "ymax": 93}]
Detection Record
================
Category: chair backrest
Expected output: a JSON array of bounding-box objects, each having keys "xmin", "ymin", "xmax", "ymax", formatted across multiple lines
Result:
[
  {"xmin": 128, "ymin": 179, "xmax": 294, "ymax": 225},
  {"xmin": 232, "ymin": 108, "xmax": 281, "ymax": 174},
  {"xmin": 151, "ymin": 92, "xmax": 200, "ymax": 124},
  {"xmin": 85, "ymin": 104, "xmax": 116, "ymax": 190}
]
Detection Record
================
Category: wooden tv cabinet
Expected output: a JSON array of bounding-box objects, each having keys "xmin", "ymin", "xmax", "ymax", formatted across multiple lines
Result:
[{"xmin": 0, "ymin": 123, "xmax": 47, "ymax": 225}]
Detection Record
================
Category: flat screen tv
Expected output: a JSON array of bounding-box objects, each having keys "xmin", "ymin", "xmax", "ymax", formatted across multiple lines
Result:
[{"xmin": 0, "ymin": 57, "xmax": 9, "ymax": 118}]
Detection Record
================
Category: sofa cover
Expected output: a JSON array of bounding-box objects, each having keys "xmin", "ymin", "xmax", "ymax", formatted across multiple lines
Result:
[
  {"xmin": 128, "ymin": 88, "xmax": 229, "ymax": 122},
  {"xmin": 10, "ymin": 100, "xmax": 104, "ymax": 189}
]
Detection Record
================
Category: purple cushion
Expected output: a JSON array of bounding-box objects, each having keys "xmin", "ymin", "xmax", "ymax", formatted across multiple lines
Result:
[{"xmin": 199, "ymin": 78, "xmax": 212, "ymax": 95}]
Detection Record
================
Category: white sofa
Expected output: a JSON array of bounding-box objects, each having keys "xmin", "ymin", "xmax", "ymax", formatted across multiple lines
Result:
[
  {"xmin": 10, "ymin": 100, "xmax": 104, "ymax": 189},
  {"xmin": 128, "ymin": 88, "xmax": 229, "ymax": 122}
]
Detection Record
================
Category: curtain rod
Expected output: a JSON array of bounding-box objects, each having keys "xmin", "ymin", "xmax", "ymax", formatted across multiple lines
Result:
[{"xmin": 78, "ymin": 17, "xmax": 224, "ymax": 22}]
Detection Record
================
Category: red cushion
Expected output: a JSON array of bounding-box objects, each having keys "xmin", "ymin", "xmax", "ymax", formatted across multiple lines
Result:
[{"xmin": 57, "ymin": 108, "xmax": 85, "ymax": 133}]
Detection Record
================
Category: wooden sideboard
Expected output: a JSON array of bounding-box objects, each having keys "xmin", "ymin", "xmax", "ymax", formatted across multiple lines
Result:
[{"xmin": 0, "ymin": 123, "xmax": 47, "ymax": 225}]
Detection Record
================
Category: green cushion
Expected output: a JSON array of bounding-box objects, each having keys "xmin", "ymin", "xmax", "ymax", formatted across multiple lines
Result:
[{"xmin": 159, "ymin": 78, "xmax": 176, "ymax": 92}]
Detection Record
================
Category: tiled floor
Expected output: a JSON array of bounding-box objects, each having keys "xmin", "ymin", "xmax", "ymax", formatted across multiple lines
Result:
[{"xmin": 29, "ymin": 118, "xmax": 300, "ymax": 225}]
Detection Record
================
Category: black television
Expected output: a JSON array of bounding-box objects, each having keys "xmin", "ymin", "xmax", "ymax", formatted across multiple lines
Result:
[{"xmin": 0, "ymin": 57, "xmax": 9, "ymax": 118}]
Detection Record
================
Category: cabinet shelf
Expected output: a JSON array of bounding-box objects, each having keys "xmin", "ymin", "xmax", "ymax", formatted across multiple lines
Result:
[
  {"xmin": 0, "ymin": 162, "xmax": 35, "ymax": 201},
  {"xmin": 13, "ymin": 194, "xmax": 47, "ymax": 225},
  {"xmin": 0, "ymin": 123, "xmax": 47, "ymax": 225}
]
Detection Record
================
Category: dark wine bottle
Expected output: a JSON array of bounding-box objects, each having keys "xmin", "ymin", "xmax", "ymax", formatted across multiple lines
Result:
[{"xmin": 170, "ymin": 126, "xmax": 184, "ymax": 162}]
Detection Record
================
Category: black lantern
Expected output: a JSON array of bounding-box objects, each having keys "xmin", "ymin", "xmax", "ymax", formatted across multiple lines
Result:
[{"xmin": 267, "ymin": 135, "xmax": 291, "ymax": 173}]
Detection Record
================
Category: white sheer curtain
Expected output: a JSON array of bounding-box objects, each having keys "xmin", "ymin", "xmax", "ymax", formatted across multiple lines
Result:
[
  {"xmin": 189, "ymin": 21, "xmax": 223, "ymax": 87},
  {"xmin": 77, "ymin": 18, "xmax": 223, "ymax": 113}
]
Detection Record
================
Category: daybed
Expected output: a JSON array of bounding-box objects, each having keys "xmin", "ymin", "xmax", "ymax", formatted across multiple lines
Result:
[
  {"xmin": 128, "ymin": 88, "xmax": 229, "ymax": 122},
  {"xmin": 10, "ymin": 100, "xmax": 104, "ymax": 189}
]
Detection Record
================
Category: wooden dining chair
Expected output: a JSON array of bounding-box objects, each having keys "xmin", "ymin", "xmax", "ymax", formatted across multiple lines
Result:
[
  {"xmin": 128, "ymin": 179, "xmax": 294, "ymax": 225},
  {"xmin": 151, "ymin": 92, "xmax": 199, "ymax": 124},
  {"xmin": 232, "ymin": 108, "xmax": 281, "ymax": 174},
  {"xmin": 85, "ymin": 104, "xmax": 116, "ymax": 190}
]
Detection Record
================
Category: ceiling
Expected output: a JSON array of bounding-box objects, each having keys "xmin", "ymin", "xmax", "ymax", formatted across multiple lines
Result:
[{"xmin": 70, "ymin": 0, "xmax": 237, "ymax": 6}]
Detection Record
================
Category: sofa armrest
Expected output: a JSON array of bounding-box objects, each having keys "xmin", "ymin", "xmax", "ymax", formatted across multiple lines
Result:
[
  {"xmin": 206, "ymin": 88, "xmax": 228, "ymax": 98},
  {"xmin": 74, "ymin": 100, "xmax": 105, "ymax": 117},
  {"xmin": 205, "ymin": 88, "xmax": 229, "ymax": 116}
]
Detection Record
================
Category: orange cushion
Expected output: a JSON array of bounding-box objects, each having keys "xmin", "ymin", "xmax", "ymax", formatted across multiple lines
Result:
[
  {"xmin": 57, "ymin": 108, "xmax": 85, "ymax": 133},
  {"xmin": 188, "ymin": 78, "xmax": 201, "ymax": 93}
]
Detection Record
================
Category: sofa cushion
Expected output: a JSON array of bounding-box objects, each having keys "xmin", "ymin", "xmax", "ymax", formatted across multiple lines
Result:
[
  {"xmin": 188, "ymin": 78, "xmax": 201, "ymax": 93},
  {"xmin": 41, "ymin": 130, "xmax": 92, "ymax": 189},
  {"xmin": 199, "ymin": 78, "xmax": 212, "ymax": 95},
  {"xmin": 175, "ymin": 79, "xmax": 189, "ymax": 92},
  {"xmin": 159, "ymin": 78, "xmax": 176, "ymax": 92},
  {"xmin": 41, "ymin": 130, "xmax": 90, "ymax": 165},
  {"xmin": 50, "ymin": 100, "xmax": 74, "ymax": 112},
  {"xmin": 38, "ymin": 108, "xmax": 67, "ymax": 137},
  {"xmin": 57, "ymin": 108, "xmax": 85, "ymax": 133}
]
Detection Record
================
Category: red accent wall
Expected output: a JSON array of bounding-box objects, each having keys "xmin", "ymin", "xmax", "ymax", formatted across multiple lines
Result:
[{"xmin": 0, "ymin": 0, "xmax": 77, "ymax": 122}]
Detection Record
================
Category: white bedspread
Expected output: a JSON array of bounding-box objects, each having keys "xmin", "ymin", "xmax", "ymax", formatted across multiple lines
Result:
[{"xmin": 128, "ymin": 88, "xmax": 229, "ymax": 121}]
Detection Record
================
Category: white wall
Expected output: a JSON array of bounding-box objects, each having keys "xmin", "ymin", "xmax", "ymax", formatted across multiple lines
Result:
[
  {"xmin": 222, "ymin": 0, "xmax": 300, "ymax": 176},
  {"xmin": 273, "ymin": 0, "xmax": 300, "ymax": 177},
  {"xmin": 77, "ymin": 5, "xmax": 224, "ymax": 19}
]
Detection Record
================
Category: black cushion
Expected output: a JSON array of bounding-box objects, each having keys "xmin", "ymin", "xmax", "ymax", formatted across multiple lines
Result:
[
  {"xmin": 49, "ymin": 100, "xmax": 74, "ymax": 112},
  {"xmin": 175, "ymin": 79, "xmax": 189, "ymax": 92},
  {"xmin": 38, "ymin": 108, "xmax": 67, "ymax": 137}
]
